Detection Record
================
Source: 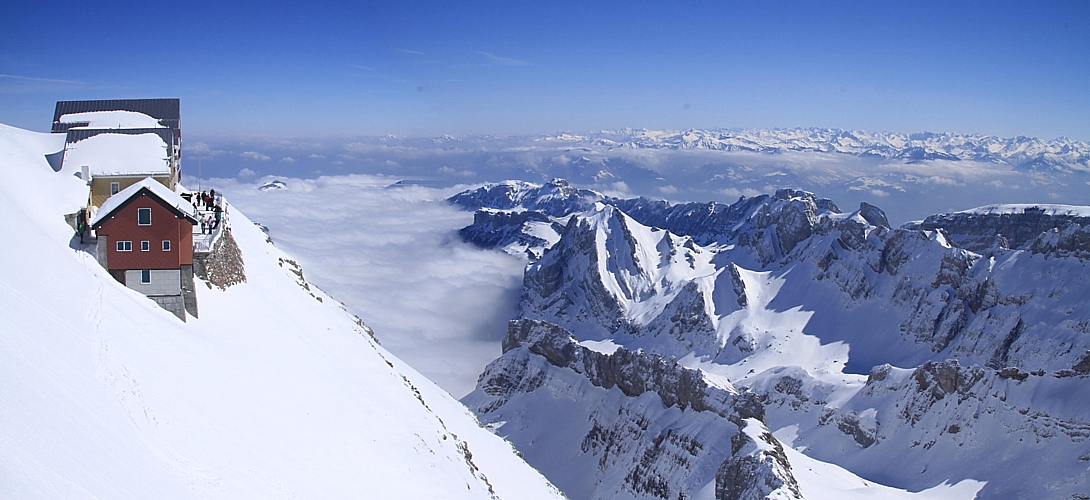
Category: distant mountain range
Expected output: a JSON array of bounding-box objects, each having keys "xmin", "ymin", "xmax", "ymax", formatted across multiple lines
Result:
[{"xmin": 538, "ymin": 128, "xmax": 1090, "ymax": 172}]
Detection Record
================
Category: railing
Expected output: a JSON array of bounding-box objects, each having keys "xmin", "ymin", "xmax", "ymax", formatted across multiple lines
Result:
[{"xmin": 191, "ymin": 193, "xmax": 230, "ymax": 254}]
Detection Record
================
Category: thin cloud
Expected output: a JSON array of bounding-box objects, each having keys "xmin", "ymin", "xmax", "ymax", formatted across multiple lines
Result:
[
  {"xmin": 478, "ymin": 52, "xmax": 529, "ymax": 66},
  {"xmin": 398, "ymin": 49, "xmax": 427, "ymax": 56},
  {"xmin": 240, "ymin": 151, "xmax": 271, "ymax": 161},
  {"xmin": 352, "ymin": 65, "xmax": 375, "ymax": 71},
  {"xmin": 0, "ymin": 73, "xmax": 84, "ymax": 84}
]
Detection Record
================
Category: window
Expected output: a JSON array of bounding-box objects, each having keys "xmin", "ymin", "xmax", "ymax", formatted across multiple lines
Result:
[
  {"xmin": 162, "ymin": 240, "xmax": 171, "ymax": 251},
  {"xmin": 137, "ymin": 208, "xmax": 151, "ymax": 225},
  {"xmin": 140, "ymin": 269, "xmax": 151, "ymax": 284},
  {"xmin": 110, "ymin": 182, "xmax": 120, "ymax": 195},
  {"xmin": 116, "ymin": 241, "xmax": 132, "ymax": 252},
  {"xmin": 141, "ymin": 240, "xmax": 150, "ymax": 252}
]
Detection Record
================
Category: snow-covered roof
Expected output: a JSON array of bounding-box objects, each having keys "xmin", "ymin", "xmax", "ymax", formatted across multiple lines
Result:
[
  {"xmin": 52, "ymin": 99, "xmax": 179, "ymax": 133},
  {"xmin": 90, "ymin": 178, "xmax": 196, "ymax": 227},
  {"xmin": 57, "ymin": 110, "xmax": 164, "ymax": 129},
  {"xmin": 63, "ymin": 132, "xmax": 171, "ymax": 177},
  {"xmin": 958, "ymin": 203, "xmax": 1090, "ymax": 218}
]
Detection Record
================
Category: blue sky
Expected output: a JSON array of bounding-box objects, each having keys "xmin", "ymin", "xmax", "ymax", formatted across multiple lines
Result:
[{"xmin": 2, "ymin": 1, "xmax": 1088, "ymax": 140}]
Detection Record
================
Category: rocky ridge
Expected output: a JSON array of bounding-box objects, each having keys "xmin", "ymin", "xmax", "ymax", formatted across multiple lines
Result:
[
  {"xmin": 455, "ymin": 178, "xmax": 1090, "ymax": 499},
  {"xmin": 464, "ymin": 319, "xmax": 797, "ymax": 500}
]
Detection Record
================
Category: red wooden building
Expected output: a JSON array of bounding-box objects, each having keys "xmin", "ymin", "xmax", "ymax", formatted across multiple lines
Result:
[{"xmin": 90, "ymin": 178, "xmax": 199, "ymax": 320}]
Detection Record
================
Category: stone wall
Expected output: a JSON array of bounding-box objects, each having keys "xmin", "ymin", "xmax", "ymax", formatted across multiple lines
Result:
[{"xmin": 194, "ymin": 228, "xmax": 246, "ymax": 289}]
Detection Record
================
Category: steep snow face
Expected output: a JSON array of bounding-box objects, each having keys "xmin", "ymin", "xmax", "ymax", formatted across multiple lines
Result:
[
  {"xmin": 521, "ymin": 203, "xmax": 720, "ymax": 357},
  {"xmin": 0, "ymin": 123, "xmax": 563, "ymax": 500}
]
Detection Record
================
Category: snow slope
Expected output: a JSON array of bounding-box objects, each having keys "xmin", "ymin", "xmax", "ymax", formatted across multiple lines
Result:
[{"xmin": 0, "ymin": 122, "xmax": 563, "ymax": 500}]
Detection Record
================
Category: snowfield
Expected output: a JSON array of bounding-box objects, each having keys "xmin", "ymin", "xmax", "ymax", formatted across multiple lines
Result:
[{"xmin": 0, "ymin": 122, "xmax": 563, "ymax": 499}]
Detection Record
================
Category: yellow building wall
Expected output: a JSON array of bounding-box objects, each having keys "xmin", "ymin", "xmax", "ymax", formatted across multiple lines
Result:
[{"xmin": 90, "ymin": 175, "xmax": 172, "ymax": 208}]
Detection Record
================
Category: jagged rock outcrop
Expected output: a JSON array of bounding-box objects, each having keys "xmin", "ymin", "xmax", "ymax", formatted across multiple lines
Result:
[
  {"xmin": 466, "ymin": 319, "xmax": 797, "ymax": 500},
  {"xmin": 715, "ymin": 420, "xmax": 801, "ymax": 500},
  {"xmin": 1029, "ymin": 223, "xmax": 1090, "ymax": 260},
  {"xmin": 500, "ymin": 319, "xmax": 764, "ymax": 422}
]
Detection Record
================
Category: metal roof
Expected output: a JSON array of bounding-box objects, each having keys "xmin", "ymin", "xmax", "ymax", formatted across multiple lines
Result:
[{"xmin": 53, "ymin": 99, "xmax": 180, "ymax": 133}]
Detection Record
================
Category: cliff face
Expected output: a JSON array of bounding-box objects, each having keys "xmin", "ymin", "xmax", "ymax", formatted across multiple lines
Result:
[
  {"xmin": 907, "ymin": 204, "xmax": 1090, "ymax": 252},
  {"xmin": 464, "ymin": 319, "xmax": 797, "ymax": 500}
]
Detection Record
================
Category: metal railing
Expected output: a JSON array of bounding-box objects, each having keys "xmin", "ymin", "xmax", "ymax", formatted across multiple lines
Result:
[{"xmin": 191, "ymin": 193, "xmax": 230, "ymax": 254}]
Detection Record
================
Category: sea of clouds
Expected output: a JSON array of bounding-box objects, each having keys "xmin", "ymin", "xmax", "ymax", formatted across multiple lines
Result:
[{"xmin": 202, "ymin": 174, "xmax": 524, "ymax": 397}]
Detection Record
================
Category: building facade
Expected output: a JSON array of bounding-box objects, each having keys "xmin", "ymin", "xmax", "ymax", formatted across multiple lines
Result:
[{"xmin": 90, "ymin": 179, "xmax": 198, "ymax": 321}]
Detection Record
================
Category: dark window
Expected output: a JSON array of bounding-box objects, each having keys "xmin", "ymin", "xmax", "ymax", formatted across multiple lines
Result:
[
  {"xmin": 137, "ymin": 208, "xmax": 151, "ymax": 225},
  {"xmin": 162, "ymin": 240, "xmax": 171, "ymax": 251},
  {"xmin": 116, "ymin": 241, "xmax": 132, "ymax": 252},
  {"xmin": 141, "ymin": 240, "xmax": 150, "ymax": 251},
  {"xmin": 141, "ymin": 269, "xmax": 151, "ymax": 284},
  {"xmin": 110, "ymin": 182, "xmax": 120, "ymax": 195}
]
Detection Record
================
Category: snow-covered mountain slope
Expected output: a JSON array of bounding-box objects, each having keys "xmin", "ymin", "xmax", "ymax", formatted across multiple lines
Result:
[
  {"xmin": 0, "ymin": 123, "xmax": 564, "ymax": 500},
  {"xmin": 455, "ymin": 178, "xmax": 1090, "ymax": 499}
]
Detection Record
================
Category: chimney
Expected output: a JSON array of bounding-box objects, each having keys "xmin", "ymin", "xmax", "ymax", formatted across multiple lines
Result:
[{"xmin": 81, "ymin": 165, "xmax": 90, "ymax": 185}]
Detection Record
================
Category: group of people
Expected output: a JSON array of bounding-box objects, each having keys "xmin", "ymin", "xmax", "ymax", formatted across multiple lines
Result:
[
  {"xmin": 193, "ymin": 189, "xmax": 224, "ymax": 235},
  {"xmin": 195, "ymin": 189, "xmax": 218, "ymax": 210}
]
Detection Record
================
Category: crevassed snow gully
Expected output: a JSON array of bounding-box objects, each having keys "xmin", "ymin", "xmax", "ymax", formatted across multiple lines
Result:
[
  {"xmin": 0, "ymin": 104, "xmax": 563, "ymax": 499},
  {"xmin": 453, "ymin": 178, "xmax": 1090, "ymax": 499}
]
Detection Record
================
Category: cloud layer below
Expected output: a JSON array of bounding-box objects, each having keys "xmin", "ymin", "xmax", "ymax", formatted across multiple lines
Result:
[{"xmin": 205, "ymin": 175, "xmax": 524, "ymax": 397}]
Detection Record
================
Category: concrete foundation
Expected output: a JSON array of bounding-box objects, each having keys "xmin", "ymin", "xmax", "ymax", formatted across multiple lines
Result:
[
  {"xmin": 180, "ymin": 264, "xmax": 198, "ymax": 318},
  {"xmin": 150, "ymin": 295, "xmax": 187, "ymax": 322}
]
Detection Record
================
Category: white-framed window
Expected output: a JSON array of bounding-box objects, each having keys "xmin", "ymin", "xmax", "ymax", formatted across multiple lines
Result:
[
  {"xmin": 110, "ymin": 182, "xmax": 120, "ymax": 195},
  {"xmin": 141, "ymin": 240, "xmax": 150, "ymax": 252},
  {"xmin": 137, "ymin": 208, "xmax": 151, "ymax": 225},
  {"xmin": 162, "ymin": 240, "xmax": 171, "ymax": 251},
  {"xmin": 140, "ymin": 269, "xmax": 151, "ymax": 284},
  {"xmin": 116, "ymin": 241, "xmax": 132, "ymax": 252}
]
